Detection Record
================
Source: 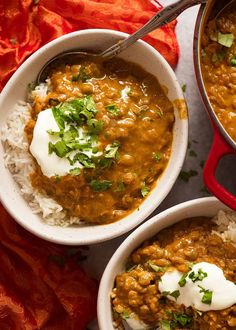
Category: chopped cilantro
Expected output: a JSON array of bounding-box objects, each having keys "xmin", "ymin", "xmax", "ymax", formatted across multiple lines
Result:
[
  {"xmin": 106, "ymin": 104, "xmax": 120, "ymax": 116},
  {"xmin": 121, "ymin": 311, "xmax": 130, "ymax": 319},
  {"xmin": 172, "ymin": 313, "xmax": 193, "ymax": 326},
  {"xmin": 69, "ymin": 167, "xmax": 81, "ymax": 176},
  {"xmin": 141, "ymin": 184, "xmax": 150, "ymax": 198},
  {"xmin": 147, "ymin": 261, "xmax": 165, "ymax": 273},
  {"xmin": 71, "ymin": 66, "xmax": 91, "ymax": 82},
  {"xmin": 153, "ymin": 152, "xmax": 162, "ymax": 161},
  {"xmin": 53, "ymin": 140, "xmax": 70, "ymax": 158},
  {"xmin": 87, "ymin": 118, "xmax": 103, "ymax": 134},
  {"xmin": 230, "ymin": 55, "xmax": 236, "ymax": 67},
  {"xmin": 170, "ymin": 290, "xmax": 180, "ymax": 300},
  {"xmin": 198, "ymin": 285, "xmax": 213, "ymax": 305},
  {"xmin": 178, "ymin": 272, "xmax": 188, "ymax": 287},
  {"xmin": 189, "ymin": 268, "xmax": 207, "ymax": 283},
  {"xmin": 160, "ymin": 320, "xmax": 171, "ymax": 330},
  {"xmin": 162, "ymin": 290, "xmax": 180, "ymax": 300},
  {"xmin": 104, "ymin": 142, "xmax": 120, "ymax": 159},
  {"xmin": 73, "ymin": 153, "xmax": 95, "ymax": 168},
  {"xmin": 179, "ymin": 170, "xmax": 198, "ymax": 182},
  {"xmin": 217, "ymin": 32, "xmax": 234, "ymax": 48},
  {"xmin": 90, "ymin": 180, "xmax": 112, "ymax": 192}
]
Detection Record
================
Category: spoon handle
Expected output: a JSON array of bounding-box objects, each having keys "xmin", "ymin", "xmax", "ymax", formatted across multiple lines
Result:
[{"xmin": 100, "ymin": 0, "xmax": 207, "ymax": 59}]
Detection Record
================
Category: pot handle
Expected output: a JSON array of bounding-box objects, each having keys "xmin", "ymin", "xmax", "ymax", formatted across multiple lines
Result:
[{"xmin": 204, "ymin": 129, "xmax": 236, "ymax": 210}]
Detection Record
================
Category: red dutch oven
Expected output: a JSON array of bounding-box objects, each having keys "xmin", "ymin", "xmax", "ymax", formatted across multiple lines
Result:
[{"xmin": 193, "ymin": 0, "xmax": 236, "ymax": 210}]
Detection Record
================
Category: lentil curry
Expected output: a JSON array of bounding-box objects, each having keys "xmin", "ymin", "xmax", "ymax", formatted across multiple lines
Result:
[
  {"xmin": 201, "ymin": 4, "xmax": 236, "ymax": 141},
  {"xmin": 112, "ymin": 217, "xmax": 236, "ymax": 329},
  {"xmin": 25, "ymin": 58, "xmax": 174, "ymax": 224}
]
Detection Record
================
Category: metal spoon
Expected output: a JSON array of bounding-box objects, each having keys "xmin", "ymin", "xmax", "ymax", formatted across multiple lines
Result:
[{"xmin": 37, "ymin": 0, "xmax": 207, "ymax": 83}]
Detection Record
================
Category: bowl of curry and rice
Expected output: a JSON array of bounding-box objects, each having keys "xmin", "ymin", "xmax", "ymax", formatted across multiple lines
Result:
[
  {"xmin": 98, "ymin": 197, "xmax": 236, "ymax": 329},
  {"xmin": 0, "ymin": 29, "xmax": 188, "ymax": 244}
]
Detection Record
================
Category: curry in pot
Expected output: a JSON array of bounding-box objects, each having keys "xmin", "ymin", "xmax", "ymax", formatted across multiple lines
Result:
[
  {"xmin": 25, "ymin": 58, "xmax": 175, "ymax": 224},
  {"xmin": 201, "ymin": 4, "xmax": 236, "ymax": 141}
]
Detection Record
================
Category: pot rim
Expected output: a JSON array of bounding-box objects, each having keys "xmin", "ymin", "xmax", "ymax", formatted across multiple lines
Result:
[{"xmin": 193, "ymin": 3, "xmax": 236, "ymax": 150}]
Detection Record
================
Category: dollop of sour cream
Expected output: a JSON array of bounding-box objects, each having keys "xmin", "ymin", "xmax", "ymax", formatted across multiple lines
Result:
[
  {"xmin": 159, "ymin": 262, "xmax": 236, "ymax": 312},
  {"xmin": 30, "ymin": 108, "xmax": 100, "ymax": 177}
]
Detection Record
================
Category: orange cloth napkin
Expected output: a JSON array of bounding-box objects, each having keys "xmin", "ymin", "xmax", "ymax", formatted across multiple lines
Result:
[
  {"xmin": 0, "ymin": 0, "xmax": 179, "ymax": 91},
  {"xmin": 0, "ymin": 204, "xmax": 97, "ymax": 329}
]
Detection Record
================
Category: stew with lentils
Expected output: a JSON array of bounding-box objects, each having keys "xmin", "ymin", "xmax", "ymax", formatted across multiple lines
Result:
[{"xmin": 25, "ymin": 58, "xmax": 174, "ymax": 224}]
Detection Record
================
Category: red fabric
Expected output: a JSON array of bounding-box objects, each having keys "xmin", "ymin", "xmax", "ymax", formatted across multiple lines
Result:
[
  {"xmin": 0, "ymin": 204, "xmax": 98, "ymax": 330},
  {"xmin": 0, "ymin": 0, "xmax": 179, "ymax": 91}
]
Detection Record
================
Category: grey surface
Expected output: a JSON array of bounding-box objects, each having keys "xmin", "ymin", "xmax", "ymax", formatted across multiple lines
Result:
[{"xmin": 85, "ymin": 2, "xmax": 236, "ymax": 311}]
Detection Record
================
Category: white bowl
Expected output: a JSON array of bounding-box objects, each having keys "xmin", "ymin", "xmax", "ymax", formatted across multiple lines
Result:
[
  {"xmin": 97, "ymin": 197, "xmax": 230, "ymax": 329},
  {"xmin": 0, "ymin": 29, "xmax": 188, "ymax": 245}
]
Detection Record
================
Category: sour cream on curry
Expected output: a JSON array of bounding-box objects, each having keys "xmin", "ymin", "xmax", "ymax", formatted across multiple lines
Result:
[
  {"xmin": 112, "ymin": 217, "xmax": 236, "ymax": 329},
  {"xmin": 25, "ymin": 58, "xmax": 175, "ymax": 224}
]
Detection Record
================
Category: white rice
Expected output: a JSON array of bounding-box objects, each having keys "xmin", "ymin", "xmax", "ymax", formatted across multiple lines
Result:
[
  {"xmin": 0, "ymin": 83, "xmax": 81, "ymax": 226},
  {"xmin": 212, "ymin": 210, "xmax": 236, "ymax": 246}
]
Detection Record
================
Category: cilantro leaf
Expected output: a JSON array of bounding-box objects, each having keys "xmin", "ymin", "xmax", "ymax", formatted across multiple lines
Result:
[
  {"xmin": 106, "ymin": 104, "xmax": 120, "ymax": 116},
  {"xmin": 160, "ymin": 320, "xmax": 171, "ymax": 330},
  {"xmin": 178, "ymin": 273, "xmax": 188, "ymax": 287},
  {"xmin": 87, "ymin": 119, "xmax": 103, "ymax": 134},
  {"xmin": 104, "ymin": 142, "xmax": 120, "ymax": 159},
  {"xmin": 72, "ymin": 66, "xmax": 91, "ymax": 82},
  {"xmin": 217, "ymin": 32, "xmax": 234, "ymax": 48},
  {"xmin": 141, "ymin": 184, "xmax": 150, "ymax": 198},
  {"xmin": 69, "ymin": 167, "xmax": 81, "ymax": 176},
  {"xmin": 90, "ymin": 180, "xmax": 112, "ymax": 192},
  {"xmin": 230, "ymin": 55, "xmax": 236, "ymax": 67},
  {"xmin": 198, "ymin": 285, "xmax": 213, "ymax": 305},
  {"xmin": 189, "ymin": 268, "xmax": 207, "ymax": 283}
]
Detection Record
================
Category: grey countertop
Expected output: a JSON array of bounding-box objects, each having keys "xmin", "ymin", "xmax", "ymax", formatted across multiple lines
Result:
[{"xmin": 86, "ymin": 4, "xmax": 236, "ymax": 327}]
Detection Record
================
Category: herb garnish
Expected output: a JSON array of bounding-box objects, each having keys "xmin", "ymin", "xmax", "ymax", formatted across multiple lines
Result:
[
  {"xmin": 104, "ymin": 142, "xmax": 120, "ymax": 159},
  {"xmin": 198, "ymin": 285, "xmax": 213, "ymax": 305},
  {"xmin": 106, "ymin": 104, "xmax": 120, "ymax": 116},
  {"xmin": 162, "ymin": 290, "xmax": 180, "ymax": 301},
  {"xmin": 153, "ymin": 152, "xmax": 162, "ymax": 161},
  {"xmin": 178, "ymin": 272, "xmax": 188, "ymax": 287},
  {"xmin": 217, "ymin": 32, "xmax": 234, "ymax": 48},
  {"xmin": 147, "ymin": 261, "xmax": 166, "ymax": 273},
  {"xmin": 69, "ymin": 167, "xmax": 81, "ymax": 176},
  {"xmin": 141, "ymin": 183, "xmax": 150, "ymax": 198},
  {"xmin": 72, "ymin": 66, "xmax": 91, "ymax": 82},
  {"xmin": 189, "ymin": 268, "xmax": 207, "ymax": 283},
  {"xmin": 172, "ymin": 313, "xmax": 193, "ymax": 326},
  {"xmin": 121, "ymin": 311, "xmax": 130, "ymax": 319},
  {"xmin": 160, "ymin": 320, "xmax": 171, "ymax": 330},
  {"xmin": 230, "ymin": 55, "xmax": 236, "ymax": 67},
  {"xmin": 89, "ymin": 180, "xmax": 112, "ymax": 192}
]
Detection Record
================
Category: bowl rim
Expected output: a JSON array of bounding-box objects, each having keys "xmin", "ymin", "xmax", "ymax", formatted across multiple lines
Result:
[
  {"xmin": 97, "ymin": 196, "xmax": 229, "ymax": 329},
  {"xmin": 0, "ymin": 28, "xmax": 188, "ymax": 245}
]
